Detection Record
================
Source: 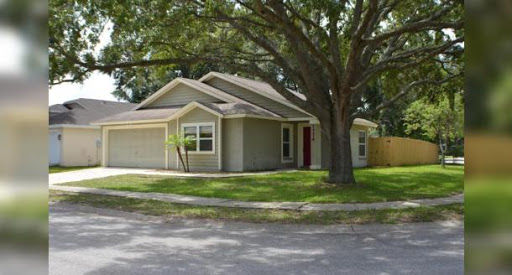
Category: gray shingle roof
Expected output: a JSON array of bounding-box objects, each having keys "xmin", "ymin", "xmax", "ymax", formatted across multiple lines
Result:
[
  {"xmin": 94, "ymin": 101, "xmax": 282, "ymax": 124},
  {"xmin": 94, "ymin": 107, "xmax": 181, "ymax": 124},
  {"xmin": 49, "ymin": 104, "xmax": 70, "ymax": 113},
  {"xmin": 200, "ymin": 102, "xmax": 282, "ymax": 118},
  {"xmin": 213, "ymin": 73, "xmax": 307, "ymax": 101},
  {"xmin": 49, "ymin": 98, "xmax": 136, "ymax": 125},
  {"xmin": 89, "ymin": 74, "xmax": 377, "ymax": 127}
]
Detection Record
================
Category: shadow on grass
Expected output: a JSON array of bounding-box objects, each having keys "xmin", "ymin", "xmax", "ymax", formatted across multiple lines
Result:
[{"xmin": 66, "ymin": 165, "xmax": 463, "ymax": 203}]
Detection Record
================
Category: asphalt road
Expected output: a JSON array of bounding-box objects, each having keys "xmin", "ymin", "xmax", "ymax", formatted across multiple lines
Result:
[{"xmin": 49, "ymin": 203, "xmax": 463, "ymax": 275}]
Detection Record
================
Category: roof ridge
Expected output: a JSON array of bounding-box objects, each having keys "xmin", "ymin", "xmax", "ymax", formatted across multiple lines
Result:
[
  {"xmin": 182, "ymin": 78, "xmax": 282, "ymax": 118},
  {"xmin": 62, "ymin": 98, "xmax": 136, "ymax": 106}
]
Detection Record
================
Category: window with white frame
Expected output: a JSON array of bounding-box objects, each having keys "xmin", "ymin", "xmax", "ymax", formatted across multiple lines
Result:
[
  {"xmin": 281, "ymin": 124, "xmax": 294, "ymax": 162},
  {"xmin": 182, "ymin": 123, "xmax": 214, "ymax": 153},
  {"xmin": 358, "ymin": 130, "xmax": 367, "ymax": 158}
]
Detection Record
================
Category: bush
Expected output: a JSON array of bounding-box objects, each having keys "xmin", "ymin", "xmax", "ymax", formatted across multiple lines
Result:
[{"xmin": 447, "ymin": 145, "xmax": 464, "ymax": 157}]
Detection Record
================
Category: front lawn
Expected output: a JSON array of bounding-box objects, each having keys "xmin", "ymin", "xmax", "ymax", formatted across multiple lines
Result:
[
  {"xmin": 49, "ymin": 166, "xmax": 96, "ymax": 174},
  {"xmin": 64, "ymin": 165, "xmax": 463, "ymax": 203}
]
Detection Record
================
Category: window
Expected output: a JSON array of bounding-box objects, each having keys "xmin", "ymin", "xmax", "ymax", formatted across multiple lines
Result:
[
  {"xmin": 181, "ymin": 123, "xmax": 215, "ymax": 153},
  {"xmin": 358, "ymin": 131, "xmax": 367, "ymax": 158},
  {"xmin": 281, "ymin": 124, "xmax": 294, "ymax": 163}
]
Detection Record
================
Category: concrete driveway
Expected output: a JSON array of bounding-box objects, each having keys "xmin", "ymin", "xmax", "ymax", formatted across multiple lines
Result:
[
  {"xmin": 49, "ymin": 167, "xmax": 297, "ymax": 185},
  {"xmin": 49, "ymin": 203, "xmax": 464, "ymax": 275}
]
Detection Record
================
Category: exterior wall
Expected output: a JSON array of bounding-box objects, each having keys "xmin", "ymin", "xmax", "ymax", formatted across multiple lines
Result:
[
  {"xmin": 368, "ymin": 137, "xmax": 439, "ymax": 167},
  {"xmin": 147, "ymin": 83, "xmax": 223, "ymax": 108},
  {"xmin": 205, "ymin": 78, "xmax": 307, "ymax": 118},
  {"xmin": 242, "ymin": 118, "xmax": 297, "ymax": 171},
  {"xmin": 60, "ymin": 127, "xmax": 101, "ymax": 166},
  {"xmin": 167, "ymin": 120, "xmax": 177, "ymax": 169},
  {"xmin": 221, "ymin": 118, "xmax": 244, "ymax": 172},
  {"xmin": 177, "ymin": 107, "xmax": 220, "ymax": 171},
  {"xmin": 320, "ymin": 124, "xmax": 372, "ymax": 168},
  {"xmin": 350, "ymin": 125, "xmax": 369, "ymax": 168},
  {"xmin": 49, "ymin": 129, "xmax": 62, "ymax": 166},
  {"xmin": 297, "ymin": 123, "xmax": 322, "ymax": 169}
]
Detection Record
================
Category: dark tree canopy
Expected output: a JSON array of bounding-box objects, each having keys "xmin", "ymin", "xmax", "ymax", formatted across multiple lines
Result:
[{"xmin": 49, "ymin": 0, "xmax": 463, "ymax": 183}]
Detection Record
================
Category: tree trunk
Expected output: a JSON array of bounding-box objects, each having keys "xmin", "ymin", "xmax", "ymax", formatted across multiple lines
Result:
[
  {"xmin": 439, "ymin": 133, "xmax": 446, "ymax": 168},
  {"xmin": 326, "ymin": 95, "xmax": 356, "ymax": 184},
  {"xmin": 185, "ymin": 148, "xmax": 190, "ymax": 172},
  {"xmin": 176, "ymin": 147, "xmax": 187, "ymax": 172}
]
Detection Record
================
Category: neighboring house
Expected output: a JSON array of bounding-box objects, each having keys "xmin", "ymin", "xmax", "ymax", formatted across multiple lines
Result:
[
  {"xmin": 93, "ymin": 72, "xmax": 377, "ymax": 171},
  {"xmin": 49, "ymin": 98, "xmax": 136, "ymax": 166}
]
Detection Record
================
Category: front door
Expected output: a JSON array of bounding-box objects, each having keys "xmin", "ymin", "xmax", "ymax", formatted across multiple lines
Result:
[{"xmin": 303, "ymin": 127, "xmax": 311, "ymax": 167}]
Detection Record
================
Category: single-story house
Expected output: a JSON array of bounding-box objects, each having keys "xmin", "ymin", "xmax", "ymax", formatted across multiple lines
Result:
[
  {"xmin": 49, "ymin": 98, "xmax": 136, "ymax": 166},
  {"xmin": 93, "ymin": 72, "xmax": 377, "ymax": 172}
]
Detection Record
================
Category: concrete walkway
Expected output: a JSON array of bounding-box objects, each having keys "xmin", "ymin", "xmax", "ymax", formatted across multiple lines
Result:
[
  {"xmin": 50, "ymin": 184, "xmax": 464, "ymax": 212},
  {"xmin": 49, "ymin": 167, "xmax": 297, "ymax": 185}
]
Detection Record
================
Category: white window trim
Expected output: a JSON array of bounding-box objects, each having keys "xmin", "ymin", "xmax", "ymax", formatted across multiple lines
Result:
[
  {"xmin": 281, "ymin": 123, "xmax": 294, "ymax": 163},
  {"xmin": 181, "ymin": 122, "xmax": 215, "ymax": 155},
  {"xmin": 358, "ymin": 130, "xmax": 367, "ymax": 159}
]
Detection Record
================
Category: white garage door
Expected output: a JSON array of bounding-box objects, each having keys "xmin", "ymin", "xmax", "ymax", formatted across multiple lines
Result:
[{"xmin": 108, "ymin": 128, "xmax": 166, "ymax": 169}]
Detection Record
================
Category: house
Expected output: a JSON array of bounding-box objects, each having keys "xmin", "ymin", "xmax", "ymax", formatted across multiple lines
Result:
[
  {"xmin": 49, "ymin": 98, "xmax": 136, "ymax": 166},
  {"xmin": 93, "ymin": 72, "xmax": 377, "ymax": 171}
]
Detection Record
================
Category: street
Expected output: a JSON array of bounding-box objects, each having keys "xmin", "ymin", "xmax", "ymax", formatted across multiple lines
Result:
[{"xmin": 50, "ymin": 203, "xmax": 463, "ymax": 275}]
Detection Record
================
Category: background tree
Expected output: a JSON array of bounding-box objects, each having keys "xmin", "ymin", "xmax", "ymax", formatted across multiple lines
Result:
[
  {"xmin": 49, "ymin": 0, "xmax": 463, "ymax": 184},
  {"xmin": 403, "ymin": 92, "xmax": 464, "ymax": 167}
]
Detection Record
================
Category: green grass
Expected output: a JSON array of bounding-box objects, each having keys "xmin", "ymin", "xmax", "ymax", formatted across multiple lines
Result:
[
  {"xmin": 49, "ymin": 190, "xmax": 464, "ymax": 225},
  {"xmin": 64, "ymin": 165, "xmax": 463, "ymax": 203},
  {"xmin": 49, "ymin": 166, "xmax": 97, "ymax": 174}
]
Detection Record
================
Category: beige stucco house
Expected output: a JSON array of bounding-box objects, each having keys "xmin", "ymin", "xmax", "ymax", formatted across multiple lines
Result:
[
  {"xmin": 93, "ymin": 72, "xmax": 377, "ymax": 172},
  {"xmin": 49, "ymin": 98, "xmax": 136, "ymax": 166}
]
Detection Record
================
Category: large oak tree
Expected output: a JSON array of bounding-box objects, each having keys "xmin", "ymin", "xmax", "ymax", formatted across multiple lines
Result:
[{"xmin": 50, "ymin": 0, "xmax": 463, "ymax": 184}]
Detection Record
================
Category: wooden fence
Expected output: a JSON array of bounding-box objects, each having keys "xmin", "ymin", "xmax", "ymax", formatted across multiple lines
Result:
[
  {"xmin": 368, "ymin": 137, "xmax": 439, "ymax": 167},
  {"xmin": 465, "ymin": 134, "xmax": 512, "ymax": 177}
]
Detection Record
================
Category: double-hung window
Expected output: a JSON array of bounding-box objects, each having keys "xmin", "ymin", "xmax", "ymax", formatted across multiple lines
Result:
[
  {"xmin": 358, "ymin": 130, "xmax": 367, "ymax": 158},
  {"xmin": 182, "ymin": 123, "xmax": 214, "ymax": 153},
  {"xmin": 281, "ymin": 123, "xmax": 294, "ymax": 163}
]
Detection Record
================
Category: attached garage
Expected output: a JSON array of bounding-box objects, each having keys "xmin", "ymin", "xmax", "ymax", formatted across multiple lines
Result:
[{"xmin": 107, "ymin": 127, "xmax": 166, "ymax": 169}]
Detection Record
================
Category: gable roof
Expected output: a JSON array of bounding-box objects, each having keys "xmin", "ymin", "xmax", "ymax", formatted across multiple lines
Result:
[
  {"xmin": 49, "ymin": 104, "xmax": 70, "ymax": 113},
  {"xmin": 49, "ymin": 98, "xmax": 136, "ymax": 126},
  {"xmin": 93, "ymin": 101, "xmax": 283, "ymax": 125},
  {"xmin": 353, "ymin": 118, "xmax": 378, "ymax": 128},
  {"xmin": 199, "ymin": 72, "xmax": 310, "ymax": 116},
  {"xmin": 134, "ymin": 78, "xmax": 251, "ymax": 110}
]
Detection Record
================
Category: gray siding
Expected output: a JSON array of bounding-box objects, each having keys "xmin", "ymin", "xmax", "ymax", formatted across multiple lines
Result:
[
  {"xmin": 205, "ymin": 78, "xmax": 307, "ymax": 118},
  {"xmin": 178, "ymin": 108, "xmax": 219, "ymax": 171},
  {"xmin": 321, "ymin": 126, "xmax": 330, "ymax": 169},
  {"xmin": 221, "ymin": 118, "xmax": 244, "ymax": 172},
  {"xmin": 147, "ymin": 83, "xmax": 224, "ymax": 108},
  {"xmin": 168, "ymin": 120, "xmax": 177, "ymax": 169},
  {"xmin": 242, "ymin": 118, "xmax": 298, "ymax": 171}
]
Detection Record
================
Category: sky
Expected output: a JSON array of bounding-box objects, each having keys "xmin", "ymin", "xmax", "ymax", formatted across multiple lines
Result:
[
  {"xmin": 48, "ymin": 21, "xmax": 119, "ymax": 106},
  {"xmin": 48, "ymin": 72, "xmax": 119, "ymax": 105}
]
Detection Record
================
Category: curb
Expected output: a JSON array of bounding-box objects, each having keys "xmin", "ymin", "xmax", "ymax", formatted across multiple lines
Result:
[{"xmin": 50, "ymin": 185, "xmax": 464, "ymax": 212}]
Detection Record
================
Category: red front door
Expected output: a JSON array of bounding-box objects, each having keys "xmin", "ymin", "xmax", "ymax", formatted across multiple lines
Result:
[{"xmin": 303, "ymin": 127, "xmax": 311, "ymax": 167}]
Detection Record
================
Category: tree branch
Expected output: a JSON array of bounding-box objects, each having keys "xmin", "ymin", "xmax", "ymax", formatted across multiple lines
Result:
[
  {"xmin": 352, "ymin": 72, "xmax": 463, "ymax": 119},
  {"xmin": 353, "ymin": 36, "xmax": 464, "ymax": 91}
]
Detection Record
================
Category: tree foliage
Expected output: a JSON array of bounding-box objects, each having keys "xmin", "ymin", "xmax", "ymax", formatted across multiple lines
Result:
[
  {"xmin": 50, "ymin": 0, "xmax": 464, "ymax": 184},
  {"xmin": 165, "ymin": 134, "xmax": 195, "ymax": 172},
  {"xmin": 404, "ymin": 92, "xmax": 464, "ymax": 165}
]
